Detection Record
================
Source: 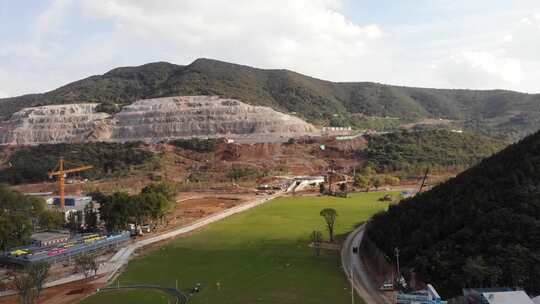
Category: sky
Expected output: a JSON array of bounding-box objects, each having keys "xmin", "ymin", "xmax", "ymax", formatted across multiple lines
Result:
[{"xmin": 1, "ymin": 0, "xmax": 540, "ymax": 98}]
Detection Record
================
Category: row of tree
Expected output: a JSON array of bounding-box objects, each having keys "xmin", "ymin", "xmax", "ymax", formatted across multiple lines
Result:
[
  {"xmin": 14, "ymin": 253, "xmax": 101, "ymax": 304},
  {"xmin": 97, "ymin": 182, "xmax": 177, "ymax": 232},
  {"xmin": 13, "ymin": 261, "xmax": 50, "ymax": 304}
]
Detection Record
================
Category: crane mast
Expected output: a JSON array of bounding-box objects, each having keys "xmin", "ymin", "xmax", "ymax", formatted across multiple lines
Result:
[{"xmin": 48, "ymin": 157, "xmax": 92, "ymax": 210}]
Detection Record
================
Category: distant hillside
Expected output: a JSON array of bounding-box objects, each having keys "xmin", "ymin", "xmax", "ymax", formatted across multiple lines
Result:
[
  {"xmin": 0, "ymin": 142, "xmax": 153, "ymax": 184},
  {"xmin": 366, "ymin": 130, "xmax": 540, "ymax": 297},
  {"xmin": 2, "ymin": 58, "xmax": 540, "ymax": 140},
  {"xmin": 366, "ymin": 130, "xmax": 504, "ymax": 172}
]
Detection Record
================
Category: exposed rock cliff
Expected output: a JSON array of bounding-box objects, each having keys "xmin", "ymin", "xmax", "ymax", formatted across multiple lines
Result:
[
  {"xmin": 0, "ymin": 96, "xmax": 316, "ymax": 145},
  {"xmin": 0, "ymin": 104, "xmax": 111, "ymax": 145}
]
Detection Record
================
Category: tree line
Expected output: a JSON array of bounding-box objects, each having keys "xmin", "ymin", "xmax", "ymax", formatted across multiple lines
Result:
[
  {"xmin": 0, "ymin": 185, "xmax": 64, "ymax": 251},
  {"xmin": 0, "ymin": 142, "xmax": 153, "ymax": 184},
  {"xmin": 96, "ymin": 182, "xmax": 177, "ymax": 232}
]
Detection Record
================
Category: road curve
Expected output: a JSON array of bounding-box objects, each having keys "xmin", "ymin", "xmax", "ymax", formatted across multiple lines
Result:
[{"xmin": 341, "ymin": 224, "xmax": 391, "ymax": 304}]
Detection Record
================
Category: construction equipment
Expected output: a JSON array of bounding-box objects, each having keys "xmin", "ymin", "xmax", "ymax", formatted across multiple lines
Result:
[{"xmin": 48, "ymin": 158, "xmax": 92, "ymax": 210}]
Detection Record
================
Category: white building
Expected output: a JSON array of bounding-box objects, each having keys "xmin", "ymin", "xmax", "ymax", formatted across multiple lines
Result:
[{"xmin": 482, "ymin": 291, "xmax": 534, "ymax": 304}]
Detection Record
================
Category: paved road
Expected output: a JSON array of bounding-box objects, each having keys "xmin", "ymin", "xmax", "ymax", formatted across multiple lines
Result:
[
  {"xmin": 341, "ymin": 224, "xmax": 391, "ymax": 304},
  {"xmin": 0, "ymin": 192, "xmax": 282, "ymax": 298}
]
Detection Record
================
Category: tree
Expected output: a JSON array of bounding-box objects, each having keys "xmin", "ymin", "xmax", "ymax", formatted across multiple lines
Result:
[
  {"xmin": 311, "ymin": 230, "xmax": 323, "ymax": 256},
  {"xmin": 13, "ymin": 273, "xmax": 36, "ymax": 304},
  {"xmin": 354, "ymin": 175, "xmax": 371, "ymax": 192},
  {"xmin": 99, "ymin": 192, "xmax": 132, "ymax": 232},
  {"xmin": 89, "ymin": 255, "xmax": 100, "ymax": 276},
  {"xmin": 38, "ymin": 210, "xmax": 64, "ymax": 230},
  {"xmin": 0, "ymin": 186, "xmax": 50, "ymax": 250},
  {"xmin": 84, "ymin": 202, "xmax": 98, "ymax": 230},
  {"xmin": 372, "ymin": 176, "xmax": 383, "ymax": 190},
  {"xmin": 384, "ymin": 176, "xmax": 400, "ymax": 186},
  {"xmin": 141, "ymin": 182, "xmax": 177, "ymax": 202},
  {"xmin": 319, "ymin": 183, "xmax": 325, "ymax": 194},
  {"xmin": 320, "ymin": 208, "xmax": 338, "ymax": 242},
  {"xmin": 28, "ymin": 261, "xmax": 50, "ymax": 299},
  {"xmin": 67, "ymin": 211, "xmax": 83, "ymax": 234},
  {"xmin": 75, "ymin": 254, "xmax": 96, "ymax": 279},
  {"xmin": 463, "ymin": 256, "xmax": 489, "ymax": 287}
]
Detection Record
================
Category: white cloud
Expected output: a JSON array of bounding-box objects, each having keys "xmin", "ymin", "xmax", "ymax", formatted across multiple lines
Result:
[
  {"xmin": 0, "ymin": 90, "xmax": 9, "ymax": 98},
  {"xmin": 442, "ymin": 51, "xmax": 522, "ymax": 88},
  {"xmin": 2, "ymin": 1, "xmax": 540, "ymax": 97},
  {"xmin": 80, "ymin": 0, "xmax": 383, "ymax": 81}
]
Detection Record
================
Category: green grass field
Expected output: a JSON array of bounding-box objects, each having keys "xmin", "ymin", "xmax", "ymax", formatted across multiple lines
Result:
[{"xmin": 82, "ymin": 192, "xmax": 392, "ymax": 304}]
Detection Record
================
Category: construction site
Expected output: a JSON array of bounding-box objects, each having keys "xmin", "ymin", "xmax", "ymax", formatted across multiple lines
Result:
[{"xmin": 0, "ymin": 128, "xmax": 455, "ymax": 304}]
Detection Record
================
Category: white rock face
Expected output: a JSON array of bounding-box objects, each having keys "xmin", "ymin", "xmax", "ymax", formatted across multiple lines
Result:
[
  {"xmin": 0, "ymin": 104, "xmax": 111, "ymax": 145},
  {"xmin": 0, "ymin": 96, "xmax": 316, "ymax": 145}
]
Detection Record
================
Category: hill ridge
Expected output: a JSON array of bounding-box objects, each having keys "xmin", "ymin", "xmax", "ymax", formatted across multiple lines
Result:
[{"xmin": 2, "ymin": 58, "xmax": 540, "ymax": 140}]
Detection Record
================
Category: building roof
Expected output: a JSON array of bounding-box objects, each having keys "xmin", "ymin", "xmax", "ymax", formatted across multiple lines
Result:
[
  {"xmin": 31, "ymin": 232, "xmax": 69, "ymax": 242},
  {"xmin": 482, "ymin": 291, "xmax": 534, "ymax": 304}
]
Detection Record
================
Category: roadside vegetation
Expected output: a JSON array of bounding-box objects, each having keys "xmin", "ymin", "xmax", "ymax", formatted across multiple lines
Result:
[
  {"xmin": 0, "ymin": 142, "xmax": 154, "ymax": 184},
  {"xmin": 367, "ymin": 130, "xmax": 540, "ymax": 298},
  {"xmin": 83, "ymin": 193, "xmax": 393, "ymax": 304}
]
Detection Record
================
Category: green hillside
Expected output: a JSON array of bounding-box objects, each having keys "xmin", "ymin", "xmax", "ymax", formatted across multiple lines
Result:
[
  {"xmin": 2, "ymin": 58, "xmax": 540, "ymax": 140},
  {"xmin": 366, "ymin": 130, "xmax": 505, "ymax": 172},
  {"xmin": 0, "ymin": 142, "xmax": 153, "ymax": 184},
  {"xmin": 366, "ymin": 130, "xmax": 540, "ymax": 297}
]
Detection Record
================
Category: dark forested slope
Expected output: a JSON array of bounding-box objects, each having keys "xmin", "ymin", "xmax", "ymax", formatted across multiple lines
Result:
[
  {"xmin": 367, "ymin": 130, "xmax": 540, "ymax": 297},
  {"xmin": 2, "ymin": 58, "xmax": 540, "ymax": 140}
]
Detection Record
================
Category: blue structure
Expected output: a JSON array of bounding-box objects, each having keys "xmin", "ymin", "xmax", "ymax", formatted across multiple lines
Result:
[
  {"xmin": 0, "ymin": 232, "xmax": 130, "ymax": 266},
  {"xmin": 52, "ymin": 196, "xmax": 92, "ymax": 207},
  {"xmin": 396, "ymin": 284, "xmax": 447, "ymax": 304}
]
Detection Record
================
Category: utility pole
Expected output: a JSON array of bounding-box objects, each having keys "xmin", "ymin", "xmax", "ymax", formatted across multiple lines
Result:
[
  {"xmin": 350, "ymin": 252, "xmax": 354, "ymax": 304},
  {"xmin": 394, "ymin": 247, "xmax": 401, "ymax": 284}
]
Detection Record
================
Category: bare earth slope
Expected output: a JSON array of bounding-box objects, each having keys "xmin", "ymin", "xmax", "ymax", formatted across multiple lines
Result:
[{"xmin": 0, "ymin": 96, "xmax": 316, "ymax": 145}]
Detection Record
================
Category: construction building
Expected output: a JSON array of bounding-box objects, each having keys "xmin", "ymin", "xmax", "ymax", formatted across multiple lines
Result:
[
  {"xmin": 1, "ymin": 232, "xmax": 130, "ymax": 266},
  {"xmin": 31, "ymin": 232, "xmax": 70, "ymax": 247}
]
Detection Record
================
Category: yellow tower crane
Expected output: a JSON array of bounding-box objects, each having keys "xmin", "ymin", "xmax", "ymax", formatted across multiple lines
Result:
[{"xmin": 48, "ymin": 157, "xmax": 93, "ymax": 210}]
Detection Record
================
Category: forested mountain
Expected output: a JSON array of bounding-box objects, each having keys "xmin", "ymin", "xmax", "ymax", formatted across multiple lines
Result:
[
  {"xmin": 1, "ymin": 58, "xmax": 540, "ymax": 140},
  {"xmin": 366, "ymin": 130, "xmax": 504, "ymax": 172},
  {"xmin": 367, "ymin": 130, "xmax": 540, "ymax": 297}
]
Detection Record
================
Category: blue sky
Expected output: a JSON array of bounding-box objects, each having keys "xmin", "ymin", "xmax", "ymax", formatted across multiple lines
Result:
[{"xmin": 1, "ymin": 0, "xmax": 540, "ymax": 97}]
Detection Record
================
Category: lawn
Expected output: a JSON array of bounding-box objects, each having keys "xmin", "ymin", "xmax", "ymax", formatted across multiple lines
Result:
[{"xmin": 82, "ymin": 192, "xmax": 393, "ymax": 304}]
